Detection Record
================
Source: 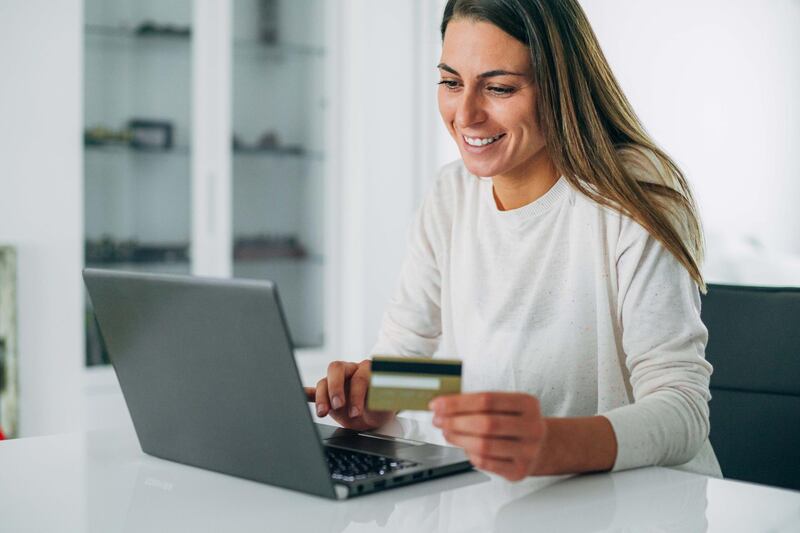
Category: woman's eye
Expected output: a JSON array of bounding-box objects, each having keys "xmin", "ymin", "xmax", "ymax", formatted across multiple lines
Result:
[
  {"xmin": 486, "ymin": 86, "xmax": 515, "ymax": 96},
  {"xmin": 437, "ymin": 80, "xmax": 461, "ymax": 90}
]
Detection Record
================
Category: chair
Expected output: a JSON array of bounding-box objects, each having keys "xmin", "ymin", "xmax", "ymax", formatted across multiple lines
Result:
[{"xmin": 701, "ymin": 283, "xmax": 800, "ymax": 491}]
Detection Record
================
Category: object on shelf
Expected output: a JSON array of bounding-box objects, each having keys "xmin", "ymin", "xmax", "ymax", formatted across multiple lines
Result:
[
  {"xmin": 0, "ymin": 247, "xmax": 19, "ymax": 438},
  {"xmin": 135, "ymin": 20, "xmax": 191, "ymax": 38},
  {"xmin": 85, "ymin": 237, "xmax": 189, "ymax": 264},
  {"xmin": 257, "ymin": 131, "xmax": 278, "ymax": 149},
  {"xmin": 232, "ymin": 131, "xmax": 305, "ymax": 155},
  {"xmin": 84, "ymin": 126, "xmax": 132, "ymax": 147},
  {"xmin": 278, "ymin": 144, "xmax": 304, "ymax": 155},
  {"xmin": 129, "ymin": 119, "xmax": 174, "ymax": 151},
  {"xmin": 258, "ymin": 0, "xmax": 280, "ymax": 45},
  {"xmin": 84, "ymin": 119, "xmax": 175, "ymax": 151},
  {"xmin": 234, "ymin": 234, "xmax": 306, "ymax": 260},
  {"xmin": 0, "ymin": 338, "xmax": 5, "ymax": 394}
]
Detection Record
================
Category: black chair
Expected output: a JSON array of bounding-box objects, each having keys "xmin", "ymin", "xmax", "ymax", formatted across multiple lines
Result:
[{"xmin": 701, "ymin": 283, "xmax": 800, "ymax": 491}]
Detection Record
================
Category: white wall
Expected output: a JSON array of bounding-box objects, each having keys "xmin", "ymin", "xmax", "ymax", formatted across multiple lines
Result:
[
  {"xmin": 336, "ymin": 0, "xmax": 448, "ymax": 358},
  {"xmin": 579, "ymin": 0, "xmax": 800, "ymax": 284},
  {"xmin": 431, "ymin": 0, "xmax": 462, "ymax": 171},
  {"xmin": 0, "ymin": 0, "xmax": 84, "ymax": 437}
]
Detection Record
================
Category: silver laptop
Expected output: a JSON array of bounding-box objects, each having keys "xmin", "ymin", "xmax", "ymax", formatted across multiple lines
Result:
[{"xmin": 83, "ymin": 269, "xmax": 471, "ymax": 500}]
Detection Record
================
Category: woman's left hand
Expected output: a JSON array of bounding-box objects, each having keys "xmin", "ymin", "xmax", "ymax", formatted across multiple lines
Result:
[{"xmin": 430, "ymin": 392, "xmax": 548, "ymax": 481}]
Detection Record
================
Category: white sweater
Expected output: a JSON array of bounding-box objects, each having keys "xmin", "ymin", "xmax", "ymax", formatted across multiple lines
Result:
[{"xmin": 371, "ymin": 160, "xmax": 722, "ymax": 477}]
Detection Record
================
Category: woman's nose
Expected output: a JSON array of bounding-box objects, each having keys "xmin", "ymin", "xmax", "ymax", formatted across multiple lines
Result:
[{"xmin": 455, "ymin": 89, "xmax": 487, "ymax": 129}]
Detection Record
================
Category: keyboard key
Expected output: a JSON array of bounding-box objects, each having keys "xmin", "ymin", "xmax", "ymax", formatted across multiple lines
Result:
[{"xmin": 325, "ymin": 447, "xmax": 418, "ymax": 482}]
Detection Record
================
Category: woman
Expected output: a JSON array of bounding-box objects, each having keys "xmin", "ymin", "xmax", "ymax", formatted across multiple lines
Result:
[{"xmin": 307, "ymin": 0, "xmax": 721, "ymax": 481}]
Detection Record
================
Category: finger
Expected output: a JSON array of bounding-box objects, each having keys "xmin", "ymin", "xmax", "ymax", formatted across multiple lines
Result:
[
  {"xmin": 304, "ymin": 387, "xmax": 316, "ymax": 402},
  {"xmin": 431, "ymin": 392, "xmax": 536, "ymax": 416},
  {"xmin": 469, "ymin": 453, "xmax": 528, "ymax": 481},
  {"xmin": 432, "ymin": 392, "xmax": 531, "ymax": 415},
  {"xmin": 347, "ymin": 361, "xmax": 371, "ymax": 418},
  {"xmin": 315, "ymin": 378, "xmax": 330, "ymax": 417},
  {"xmin": 326, "ymin": 361, "xmax": 359, "ymax": 411},
  {"xmin": 442, "ymin": 431, "xmax": 521, "ymax": 460},
  {"xmin": 435, "ymin": 413, "xmax": 528, "ymax": 438}
]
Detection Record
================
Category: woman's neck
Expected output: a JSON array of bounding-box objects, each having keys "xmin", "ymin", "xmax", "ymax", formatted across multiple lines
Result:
[{"xmin": 491, "ymin": 150, "xmax": 560, "ymax": 211}]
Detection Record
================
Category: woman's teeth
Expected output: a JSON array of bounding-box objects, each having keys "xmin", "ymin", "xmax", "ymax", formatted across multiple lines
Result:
[{"xmin": 464, "ymin": 133, "xmax": 504, "ymax": 147}]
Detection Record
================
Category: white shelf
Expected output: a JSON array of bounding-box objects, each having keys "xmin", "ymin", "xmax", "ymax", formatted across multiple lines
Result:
[
  {"xmin": 84, "ymin": 23, "xmax": 325, "ymax": 59},
  {"xmin": 85, "ymin": 143, "xmax": 324, "ymax": 161}
]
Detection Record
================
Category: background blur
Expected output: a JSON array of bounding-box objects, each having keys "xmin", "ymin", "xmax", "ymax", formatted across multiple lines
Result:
[{"xmin": 0, "ymin": 0, "xmax": 798, "ymax": 438}]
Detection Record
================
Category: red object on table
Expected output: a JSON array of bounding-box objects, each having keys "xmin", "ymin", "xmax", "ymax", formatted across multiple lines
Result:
[{"xmin": 0, "ymin": 426, "xmax": 5, "ymax": 440}]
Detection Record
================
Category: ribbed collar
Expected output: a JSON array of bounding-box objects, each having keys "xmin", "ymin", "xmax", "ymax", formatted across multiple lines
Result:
[{"xmin": 479, "ymin": 175, "xmax": 571, "ymax": 225}]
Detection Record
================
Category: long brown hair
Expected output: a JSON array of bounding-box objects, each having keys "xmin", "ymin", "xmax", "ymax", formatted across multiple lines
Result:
[{"xmin": 442, "ymin": 0, "xmax": 706, "ymax": 292}]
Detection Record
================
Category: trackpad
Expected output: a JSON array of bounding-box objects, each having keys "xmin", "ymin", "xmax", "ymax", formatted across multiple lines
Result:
[{"xmin": 325, "ymin": 434, "xmax": 417, "ymax": 456}]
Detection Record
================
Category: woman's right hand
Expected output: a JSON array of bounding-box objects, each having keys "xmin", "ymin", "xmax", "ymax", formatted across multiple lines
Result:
[{"xmin": 304, "ymin": 359, "xmax": 396, "ymax": 431}]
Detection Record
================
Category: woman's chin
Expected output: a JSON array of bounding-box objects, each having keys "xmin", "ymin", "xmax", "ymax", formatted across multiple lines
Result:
[{"xmin": 460, "ymin": 157, "xmax": 504, "ymax": 179}]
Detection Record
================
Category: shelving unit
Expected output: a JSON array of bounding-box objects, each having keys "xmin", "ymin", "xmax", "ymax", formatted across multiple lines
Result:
[
  {"xmin": 85, "ymin": 143, "xmax": 324, "ymax": 160},
  {"xmin": 84, "ymin": 23, "xmax": 326, "ymax": 57},
  {"xmin": 83, "ymin": 0, "xmax": 330, "ymax": 366}
]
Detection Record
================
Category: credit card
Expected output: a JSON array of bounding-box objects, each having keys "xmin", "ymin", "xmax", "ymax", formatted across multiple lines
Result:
[{"xmin": 367, "ymin": 355, "xmax": 462, "ymax": 411}]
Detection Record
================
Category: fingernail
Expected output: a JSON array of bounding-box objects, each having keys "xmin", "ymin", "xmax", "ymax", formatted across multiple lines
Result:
[
  {"xmin": 317, "ymin": 404, "xmax": 325, "ymax": 416},
  {"xmin": 349, "ymin": 406, "xmax": 360, "ymax": 418},
  {"xmin": 432, "ymin": 415, "xmax": 442, "ymax": 426},
  {"xmin": 332, "ymin": 396, "xmax": 343, "ymax": 410},
  {"xmin": 428, "ymin": 399, "xmax": 440, "ymax": 411}
]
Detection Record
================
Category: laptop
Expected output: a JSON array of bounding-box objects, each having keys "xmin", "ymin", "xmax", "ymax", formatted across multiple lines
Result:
[{"xmin": 83, "ymin": 268, "xmax": 472, "ymax": 500}]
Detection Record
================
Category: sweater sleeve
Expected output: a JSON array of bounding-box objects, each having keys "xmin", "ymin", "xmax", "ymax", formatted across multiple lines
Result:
[
  {"xmin": 369, "ymin": 182, "xmax": 445, "ymax": 358},
  {"xmin": 602, "ymin": 218, "xmax": 713, "ymax": 471}
]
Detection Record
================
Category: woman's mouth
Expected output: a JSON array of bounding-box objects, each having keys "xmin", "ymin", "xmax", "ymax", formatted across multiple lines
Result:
[
  {"xmin": 463, "ymin": 133, "xmax": 505, "ymax": 146},
  {"xmin": 461, "ymin": 133, "xmax": 506, "ymax": 153}
]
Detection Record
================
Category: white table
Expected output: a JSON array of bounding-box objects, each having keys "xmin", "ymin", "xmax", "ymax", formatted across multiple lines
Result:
[{"xmin": 1, "ymin": 415, "xmax": 799, "ymax": 532}]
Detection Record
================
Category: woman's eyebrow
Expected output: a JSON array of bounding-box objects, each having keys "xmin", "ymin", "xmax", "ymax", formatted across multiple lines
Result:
[{"xmin": 437, "ymin": 63, "xmax": 527, "ymax": 79}]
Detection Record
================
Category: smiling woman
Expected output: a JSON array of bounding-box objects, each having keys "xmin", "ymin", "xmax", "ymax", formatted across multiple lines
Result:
[
  {"xmin": 436, "ymin": 0, "xmax": 704, "ymax": 287},
  {"xmin": 308, "ymin": 0, "xmax": 721, "ymax": 483},
  {"xmin": 436, "ymin": 20, "xmax": 553, "ymax": 207}
]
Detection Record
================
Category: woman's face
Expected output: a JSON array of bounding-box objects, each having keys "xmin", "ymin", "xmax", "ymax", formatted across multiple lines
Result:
[{"xmin": 438, "ymin": 19, "xmax": 545, "ymax": 180}]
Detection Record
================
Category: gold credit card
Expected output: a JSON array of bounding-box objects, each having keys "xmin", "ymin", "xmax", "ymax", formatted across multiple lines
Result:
[{"xmin": 367, "ymin": 356, "xmax": 462, "ymax": 411}]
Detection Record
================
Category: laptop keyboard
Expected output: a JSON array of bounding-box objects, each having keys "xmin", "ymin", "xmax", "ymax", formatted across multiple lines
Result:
[{"xmin": 325, "ymin": 447, "xmax": 418, "ymax": 482}]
